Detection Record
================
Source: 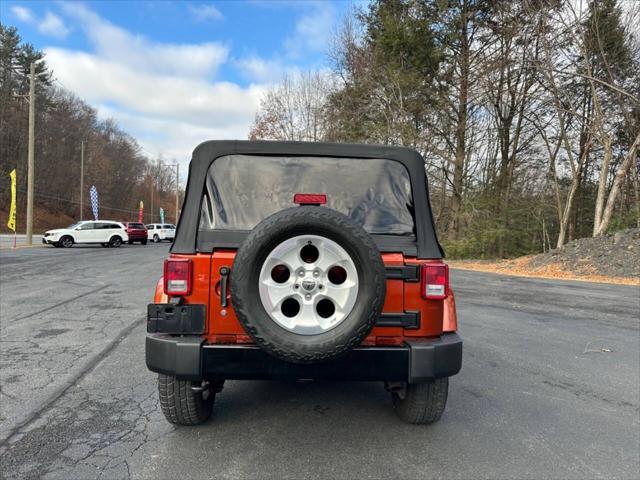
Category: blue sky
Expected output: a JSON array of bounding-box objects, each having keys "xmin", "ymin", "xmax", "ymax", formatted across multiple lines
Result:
[{"xmin": 1, "ymin": 1, "xmax": 359, "ymax": 168}]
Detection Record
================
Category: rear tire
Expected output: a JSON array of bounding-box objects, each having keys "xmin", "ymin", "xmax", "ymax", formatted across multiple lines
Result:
[
  {"xmin": 158, "ymin": 375, "xmax": 214, "ymax": 426},
  {"xmin": 392, "ymin": 379, "xmax": 449, "ymax": 424},
  {"xmin": 59, "ymin": 236, "xmax": 74, "ymax": 248},
  {"xmin": 154, "ymin": 234, "xmax": 160, "ymax": 243},
  {"xmin": 141, "ymin": 239, "xmax": 147, "ymax": 245},
  {"xmin": 128, "ymin": 240, "xmax": 133, "ymax": 245},
  {"xmin": 109, "ymin": 236, "xmax": 123, "ymax": 248}
]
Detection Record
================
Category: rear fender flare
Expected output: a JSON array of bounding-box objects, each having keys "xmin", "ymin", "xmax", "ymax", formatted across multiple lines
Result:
[
  {"xmin": 443, "ymin": 289, "xmax": 458, "ymax": 332},
  {"xmin": 154, "ymin": 277, "xmax": 168, "ymax": 303}
]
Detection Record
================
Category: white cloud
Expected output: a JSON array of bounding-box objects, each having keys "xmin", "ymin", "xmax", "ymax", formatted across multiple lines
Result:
[
  {"xmin": 234, "ymin": 3, "xmax": 336, "ymax": 83},
  {"xmin": 96, "ymin": 105, "xmax": 246, "ymax": 163},
  {"xmin": 189, "ymin": 4, "xmax": 224, "ymax": 22},
  {"xmin": 34, "ymin": 2, "xmax": 340, "ymax": 165},
  {"xmin": 58, "ymin": 2, "xmax": 228, "ymax": 78},
  {"xmin": 284, "ymin": 2, "xmax": 335, "ymax": 58},
  {"xmin": 46, "ymin": 48, "xmax": 263, "ymax": 127},
  {"xmin": 43, "ymin": 4, "xmax": 266, "ymax": 166},
  {"xmin": 11, "ymin": 5, "xmax": 34, "ymax": 23},
  {"xmin": 11, "ymin": 6, "xmax": 69, "ymax": 39},
  {"xmin": 38, "ymin": 12, "xmax": 70, "ymax": 39},
  {"xmin": 234, "ymin": 56, "xmax": 299, "ymax": 84}
]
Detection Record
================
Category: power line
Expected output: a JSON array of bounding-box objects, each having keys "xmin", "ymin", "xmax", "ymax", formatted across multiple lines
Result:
[{"xmin": 16, "ymin": 188, "xmax": 143, "ymax": 216}]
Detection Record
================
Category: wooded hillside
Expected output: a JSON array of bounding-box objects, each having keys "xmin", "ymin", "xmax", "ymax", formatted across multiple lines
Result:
[
  {"xmin": 250, "ymin": 0, "xmax": 640, "ymax": 259},
  {"xmin": 0, "ymin": 25, "xmax": 179, "ymax": 232}
]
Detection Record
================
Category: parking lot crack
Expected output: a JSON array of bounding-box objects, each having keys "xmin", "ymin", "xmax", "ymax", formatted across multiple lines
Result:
[{"xmin": 10, "ymin": 285, "xmax": 111, "ymax": 323}]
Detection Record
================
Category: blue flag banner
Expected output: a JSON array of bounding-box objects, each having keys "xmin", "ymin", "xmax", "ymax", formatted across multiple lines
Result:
[
  {"xmin": 89, "ymin": 185, "xmax": 99, "ymax": 220},
  {"xmin": 160, "ymin": 207, "xmax": 165, "ymax": 224}
]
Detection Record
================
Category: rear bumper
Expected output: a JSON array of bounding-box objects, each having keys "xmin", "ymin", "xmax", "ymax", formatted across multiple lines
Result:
[
  {"xmin": 145, "ymin": 333, "xmax": 462, "ymax": 383},
  {"xmin": 127, "ymin": 233, "xmax": 147, "ymax": 240}
]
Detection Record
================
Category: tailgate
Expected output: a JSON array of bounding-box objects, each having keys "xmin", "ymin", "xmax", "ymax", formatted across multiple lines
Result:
[{"xmin": 206, "ymin": 250, "xmax": 443, "ymax": 342}]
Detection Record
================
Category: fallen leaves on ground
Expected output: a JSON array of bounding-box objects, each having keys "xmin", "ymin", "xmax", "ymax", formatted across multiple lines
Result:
[{"xmin": 449, "ymin": 257, "xmax": 638, "ymax": 286}]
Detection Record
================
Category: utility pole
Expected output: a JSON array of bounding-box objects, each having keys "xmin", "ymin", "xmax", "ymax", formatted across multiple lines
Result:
[
  {"xmin": 175, "ymin": 163, "xmax": 179, "ymax": 224},
  {"xmin": 79, "ymin": 140, "xmax": 84, "ymax": 220},
  {"xmin": 150, "ymin": 171, "xmax": 154, "ymax": 224},
  {"xmin": 164, "ymin": 162, "xmax": 180, "ymax": 224},
  {"xmin": 26, "ymin": 62, "xmax": 35, "ymax": 246}
]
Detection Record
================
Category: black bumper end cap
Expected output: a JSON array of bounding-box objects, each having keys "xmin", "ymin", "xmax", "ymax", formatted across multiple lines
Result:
[
  {"xmin": 405, "ymin": 333, "xmax": 462, "ymax": 382},
  {"xmin": 145, "ymin": 335, "xmax": 203, "ymax": 381}
]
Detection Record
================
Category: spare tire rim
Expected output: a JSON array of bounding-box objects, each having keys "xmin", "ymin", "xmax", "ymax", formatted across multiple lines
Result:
[{"xmin": 258, "ymin": 235, "xmax": 359, "ymax": 335}]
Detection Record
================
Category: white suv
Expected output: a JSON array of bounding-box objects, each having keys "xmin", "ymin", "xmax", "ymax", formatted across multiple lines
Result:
[
  {"xmin": 43, "ymin": 221, "xmax": 129, "ymax": 248},
  {"xmin": 146, "ymin": 223, "xmax": 176, "ymax": 243}
]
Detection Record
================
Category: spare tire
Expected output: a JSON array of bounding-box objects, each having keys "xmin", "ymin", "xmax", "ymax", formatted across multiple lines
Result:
[{"xmin": 231, "ymin": 206, "xmax": 386, "ymax": 364}]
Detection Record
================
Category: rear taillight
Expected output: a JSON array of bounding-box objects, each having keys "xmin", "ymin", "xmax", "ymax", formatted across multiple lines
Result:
[
  {"xmin": 421, "ymin": 263, "xmax": 448, "ymax": 300},
  {"xmin": 164, "ymin": 258, "xmax": 192, "ymax": 295}
]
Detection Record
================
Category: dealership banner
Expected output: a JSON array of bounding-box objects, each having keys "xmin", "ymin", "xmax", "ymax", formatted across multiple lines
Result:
[
  {"xmin": 138, "ymin": 201, "xmax": 144, "ymax": 223},
  {"xmin": 7, "ymin": 169, "xmax": 16, "ymax": 232},
  {"xmin": 89, "ymin": 185, "xmax": 99, "ymax": 220},
  {"xmin": 159, "ymin": 207, "xmax": 165, "ymax": 224}
]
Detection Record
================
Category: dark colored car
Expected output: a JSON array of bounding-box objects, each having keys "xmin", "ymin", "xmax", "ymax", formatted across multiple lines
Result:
[
  {"xmin": 125, "ymin": 222, "xmax": 148, "ymax": 245},
  {"xmin": 145, "ymin": 141, "xmax": 462, "ymax": 426}
]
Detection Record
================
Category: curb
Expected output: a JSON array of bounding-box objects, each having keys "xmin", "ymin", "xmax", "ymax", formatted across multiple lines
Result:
[{"xmin": 0, "ymin": 244, "xmax": 45, "ymax": 251}]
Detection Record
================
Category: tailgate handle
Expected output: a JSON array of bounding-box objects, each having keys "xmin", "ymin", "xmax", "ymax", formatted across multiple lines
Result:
[{"xmin": 219, "ymin": 266, "xmax": 230, "ymax": 307}]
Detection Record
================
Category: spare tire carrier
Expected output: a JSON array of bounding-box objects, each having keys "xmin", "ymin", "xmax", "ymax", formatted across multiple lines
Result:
[{"xmin": 258, "ymin": 234, "xmax": 359, "ymax": 335}]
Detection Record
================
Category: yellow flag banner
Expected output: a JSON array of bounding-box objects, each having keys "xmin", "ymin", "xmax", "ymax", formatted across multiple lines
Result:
[{"xmin": 7, "ymin": 169, "xmax": 16, "ymax": 232}]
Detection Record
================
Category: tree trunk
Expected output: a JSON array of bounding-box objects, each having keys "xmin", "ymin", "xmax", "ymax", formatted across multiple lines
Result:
[
  {"xmin": 593, "ymin": 135, "xmax": 612, "ymax": 235},
  {"xmin": 594, "ymin": 131, "xmax": 640, "ymax": 236},
  {"xmin": 557, "ymin": 143, "xmax": 590, "ymax": 248},
  {"xmin": 447, "ymin": 0, "xmax": 470, "ymax": 240},
  {"xmin": 634, "ymin": 155, "xmax": 640, "ymax": 229},
  {"xmin": 557, "ymin": 174, "xmax": 578, "ymax": 248}
]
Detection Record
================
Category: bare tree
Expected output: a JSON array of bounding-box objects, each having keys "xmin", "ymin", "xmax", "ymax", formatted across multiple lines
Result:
[{"xmin": 249, "ymin": 71, "xmax": 334, "ymax": 142}]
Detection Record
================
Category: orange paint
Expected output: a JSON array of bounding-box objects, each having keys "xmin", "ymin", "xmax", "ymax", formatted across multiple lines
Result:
[
  {"xmin": 443, "ymin": 290, "xmax": 458, "ymax": 332},
  {"xmin": 154, "ymin": 277, "xmax": 168, "ymax": 304}
]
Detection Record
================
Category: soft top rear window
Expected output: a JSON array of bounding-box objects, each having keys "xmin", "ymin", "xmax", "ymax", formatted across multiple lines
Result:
[{"xmin": 200, "ymin": 155, "xmax": 415, "ymax": 235}]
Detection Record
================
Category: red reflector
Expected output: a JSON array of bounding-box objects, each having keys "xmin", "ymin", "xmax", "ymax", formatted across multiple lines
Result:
[
  {"xmin": 210, "ymin": 334, "xmax": 237, "ymax": 344},
  {"xmin": 376, "ymin": 336, "xmax": 404, "ymax": 346},
  {"xmin": 164, "ymin": 258, "xmax": 192, "ymax": 295},
  {"xmin": 421, "ymin": 263, "xmax": 449, "ymax": 300},
  {"xmin": 293, "ymin": 193, "xmax": 327, "ymax": 205}
]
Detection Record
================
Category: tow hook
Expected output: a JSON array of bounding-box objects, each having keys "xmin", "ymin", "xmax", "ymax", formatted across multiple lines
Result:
[
  {"xmin": 384, "ymin": 381, "xmax": 407, "ymax": 399},
  {"xmin": 191, "ymin": 381, "xmax": 210, "ymax": 392},
  {"xmin": 191, "ymin": 379, "xmax": 225, "ymax": 393}
]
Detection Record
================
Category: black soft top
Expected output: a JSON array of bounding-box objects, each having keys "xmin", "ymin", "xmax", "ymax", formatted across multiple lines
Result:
[{"xmin": 172, "ymin": 140, "xmax": 444, "ymax": 259}]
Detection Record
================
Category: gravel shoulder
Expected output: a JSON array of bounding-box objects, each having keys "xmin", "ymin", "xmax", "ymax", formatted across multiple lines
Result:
[{"xmin": 451, "ymin": 228, "xmax": 639, "ymax": 285}]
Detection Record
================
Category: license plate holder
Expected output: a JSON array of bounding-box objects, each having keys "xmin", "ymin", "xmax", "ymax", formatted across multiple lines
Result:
[{"xmin": 147, "ymin": 304, "xmax": 206, "ymax": 334}]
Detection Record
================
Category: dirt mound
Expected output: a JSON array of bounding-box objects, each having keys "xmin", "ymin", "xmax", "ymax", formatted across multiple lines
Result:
[
  {"xmin": 528, "ymin": 228, "xmax": 639, "ymax": 278},
  {"xmin": 450, "ymin": 228, "xmax": 639, "ymax": 285}
]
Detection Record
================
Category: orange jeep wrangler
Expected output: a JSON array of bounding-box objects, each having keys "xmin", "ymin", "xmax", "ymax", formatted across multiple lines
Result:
[{"xmin": 146, "ymin": 141, "xmax": 462, "ymax": 425}]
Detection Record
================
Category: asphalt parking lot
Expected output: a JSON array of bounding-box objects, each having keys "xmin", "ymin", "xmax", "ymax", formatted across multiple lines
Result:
[{"xmin": 0, "ymin": 243, "xmax": 638, "ymax": 479}]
